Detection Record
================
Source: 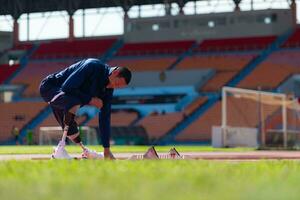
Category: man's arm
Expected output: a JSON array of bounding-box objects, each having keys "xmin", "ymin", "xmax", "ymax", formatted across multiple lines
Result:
[
  {"xmin": 98, "ymin": 89, "xmax": 115, "ymax": 159},
  {"xmin": 61, "ymin": 63, "xmax": 95, "ymax": 105}
]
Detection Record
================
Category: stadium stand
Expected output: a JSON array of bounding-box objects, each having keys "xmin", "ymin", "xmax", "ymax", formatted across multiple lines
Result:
[
  {"xmin": 0, "ymin": 64, "xmax": 19, "ymax": 84},
  {"xmin": 10, "ymin": 61, "xmax": 74, "ymax": 97},
  {"xmin": 31, "ymin": 37, "xmax": 117, "ymax": 59},
  {"xmin": 85, "ymin": 110, "xmax": 143, "ymax": 144},
  {"xmin": 183, "ymin": 97, "xmax": 208, "ymax": 116},
  {"xmin": 237, "ymin": 50, "xmax": 300, "ymax": 90},
  {"xmin": 116, "ymin": 40, "xmax": 195, "ymax": 56},
  {"xmin": 0, "ymin": 102, "xmax": 47, "ymax": 141},
  {"xmin": 198, "ymin": 35, "xmax": 277, "ymax": 52},
  {"xmin": 110, "ymin": 126, "xmax": 148, "ymax": 145},
  {"xmin": 38, "ymin": 113, "xmax": 87, "ymax": 128},
  {"xmin": 86, "ymin": 110, "xmax": 139, "ymax": 127},
  {"xmin": 108, "ymin": 40, "xmax": 195, "ymax": 72},
  {"xmin": 175, "ymin": 101, "xmax": 221, "ymax": 142},
  {"xmin": 108, "ymin": 57, "xmax": 177, "ymax": 72},
  {"xmin": 201, "ymin": 71, "xmax": 237, "ymax": 92},
  {"xmin": 138, "ymin": 112, "xmax": 184, "ymax": 140},
  {"xmin": 34, "ymin": 113, "xmax": 88, "ymax": 143},
  {"xmin": 0, "ymin": 29, "xmax": 296, "ymax": 145},
  {"xmin": 176, "ymin": 53, "xmax": 257, "ymax": 91},
  {"xmin": 12, "ymin": 43, "xmax": 33, "ymax": 51},
  {"xmin": 176, "ymin": 95, "xmax": 284, "ymax": 142},
  {"xmin": 282, "ymin": 27, "xmax": 300, "ymax": 48}
]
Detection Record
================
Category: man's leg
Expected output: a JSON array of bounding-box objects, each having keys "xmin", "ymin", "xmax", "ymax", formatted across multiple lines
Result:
[
  {"xmin": 63, "ymin": 111, "xmax": 85, "ymax": 149},
  {"xmin": 50, "ymin": 108, "xmax": 73, "ymax": 159},
  {"xmin": 51, "ymin": 107, "xmax": 103, "ymax": 159},
  {"xmin": 48, "ymin": 91, "xmax": 103, "ymax": 159},
  {"xmin": 64, "ymin": 111, "xmax": 104, "ymax": 159}
]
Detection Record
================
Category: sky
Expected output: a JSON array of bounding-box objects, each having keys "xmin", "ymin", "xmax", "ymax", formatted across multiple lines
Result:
[{"xmin": 0, "ymin": 0, "xmax": 296, "ymax": 41}]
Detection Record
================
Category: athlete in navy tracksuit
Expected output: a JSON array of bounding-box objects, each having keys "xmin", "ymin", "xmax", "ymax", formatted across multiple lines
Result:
[{"xmin": 39, "ymin": 58, "xmax": 131, "ymax": 159}]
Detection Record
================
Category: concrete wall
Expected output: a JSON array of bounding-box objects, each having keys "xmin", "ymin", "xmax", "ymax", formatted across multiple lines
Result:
[
  {"xmin": 124, "ymin": 9, "xmax": 293, "ymax": 43},
  {"xmin": 0, "ymin": 31, "xmax": 12, "ymax": 51}
]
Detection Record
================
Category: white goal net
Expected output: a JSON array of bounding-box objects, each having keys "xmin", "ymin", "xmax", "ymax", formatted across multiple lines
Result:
[
  {"xmin": 220, "ymin": 86, "xmax": 300, "ymax": 148},
  {"xmin": 39, "ymin": 126, "xmax": 98, "ymax": 145}
]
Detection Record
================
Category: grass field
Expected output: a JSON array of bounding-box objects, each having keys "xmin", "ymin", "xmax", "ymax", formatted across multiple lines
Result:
[
  {"xmin": 0, "ymin": 146, "xmax": 299, "ymax": 200},
  {"xmin": 0, "ymin": 145, "xmax": 255, "ymax": 154},
  {"xmin": 0, "ymin": 159, "xmax": 300, "ymax": 200}
]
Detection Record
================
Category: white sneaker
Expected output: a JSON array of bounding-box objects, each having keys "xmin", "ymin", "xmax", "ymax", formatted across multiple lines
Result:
[
  {"xmin": 82, "ymin": 148, "xmax": 104, "ymax": 159},
  {"xmin": 51, "ymin": 141, "xmax": 72, "ymax": 160}
]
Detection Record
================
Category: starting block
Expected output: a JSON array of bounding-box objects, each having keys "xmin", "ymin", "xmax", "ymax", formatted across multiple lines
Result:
[{"xmin": 129, "ymin": 146, "xmax": 184, "ymax": 160}]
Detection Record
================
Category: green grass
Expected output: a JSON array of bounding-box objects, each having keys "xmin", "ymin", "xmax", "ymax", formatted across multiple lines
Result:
[
  {"xmin": 0, "ymin": 145, "xmax": 255, "ymax": 154},
  {"xmin": 0, "ymin": 160, "xmax": 300, "ymax": 200}
]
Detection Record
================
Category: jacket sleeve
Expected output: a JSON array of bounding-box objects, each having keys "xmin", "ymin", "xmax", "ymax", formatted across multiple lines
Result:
[
  {"xmin": 98, "ymin": 89, "xmax": 113, "ymax": 148},
  {"xmin": 61, "ymin": 63, "xmax": 95, "ymax": 105}
]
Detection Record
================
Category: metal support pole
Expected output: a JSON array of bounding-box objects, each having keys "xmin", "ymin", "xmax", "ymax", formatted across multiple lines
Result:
[
  {"xmin": 13, "ymin": 18, "xmax": 19, "ymax": 46},
  {"xmin": 69, "ymin": 14, "xmax": 74, "ymax": 40},
  {"xmin": 82, "ymin": 9, "xmax": 85, "ymax": 37},
  {"xmin": 27, "ymin": 13, "xmax": 30, "ymax": 41},
  {"xmin": 222, "ymin": 87, "xmax": 227, "ymax": 147},
  {"xmin": 283, "ymin": 95, "xmax": 288, "ymax": 148}
]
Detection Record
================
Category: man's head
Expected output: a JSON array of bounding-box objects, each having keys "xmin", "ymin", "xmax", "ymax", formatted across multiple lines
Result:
[{"xmin": 107, "ymin": 66, "xmax": 132, "ymax": 89}]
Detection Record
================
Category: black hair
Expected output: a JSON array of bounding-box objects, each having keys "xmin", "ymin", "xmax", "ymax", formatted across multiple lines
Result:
[{"xmin": 117, "ymin": 66, "xmax": 132, "ymax": 84}]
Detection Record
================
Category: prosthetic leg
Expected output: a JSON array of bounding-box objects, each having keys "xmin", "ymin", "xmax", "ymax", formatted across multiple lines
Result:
[
  {"xmin": 52, "ymin": 112, "xmax": 103, "ymax": 159},
  {"xmin": 51, "ymin": 113, "xmax": 77, "ymax": 159}
]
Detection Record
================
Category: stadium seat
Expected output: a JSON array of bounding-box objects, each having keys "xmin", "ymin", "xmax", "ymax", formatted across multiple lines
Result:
[
  {"xmin": 116, "ymin": 40, "xmax": 195, "ymax": 56},
  {"xmin": 87, "ymin": 110, "xmax": 139, "ymax": 127},
  {"xmin": 176, "ymin": 95, "xmax": 285, "ymax": 142},
  {"xmin": 198, "ymin": 35, "xmax": 277, "ymax": 52},
  {"xmin": 0, "ymin": 64, "xmax": 19, "ymax": 84},
  {"xmin": 31, "ymin": 38, "xmax": 117, "ymax": 59},
  {"xmin": 176, "ymin": 53, "xmax": 256, "ymax": 91},
  {"xmin": 138, "ymin": 112, "xmax": 184, "ymax": 140},
  {"xmin": 12, "ymin": 43, "xmax": 33, "ymax": 51},
  {"xmin": 10, "ymin": 61, "xmax": 74, "ymax": 97},
  {"xmin": 176, "ymin": 102, "xmax": 221, "ymax": 142},
  {"xmin": 183, "ymin": 97, "xmax": 208, "ymax": 116},
  {"xmin": 108, "ymin": 57, "xmax": 177, "ymax": 72},
  {"xmin": 237, "ymin": 50, "xmax": 300, "ymax": 90},
  {"xmin": 0, "ymin": 102, "xmax": 47, "ymax": 142},
  {"xmin": 281, "ymin": 27, "xmax": 300, "ymax": 48}
]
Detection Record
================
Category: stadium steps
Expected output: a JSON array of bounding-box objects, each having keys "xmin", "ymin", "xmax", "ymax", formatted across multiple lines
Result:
[
  {"xmin": 101, "ymin": 38, "xmax": 124, "ymax": 62},
  {"xmin": 157, "ymin": 94, "xmax": 220, "ymax": 145},
  {"xmin": 4, "ymin": 43, "xmax": 40, "ymax": 84},
  {"xmin": 167, "ymin": 42, "xmax": 198, "ymax": 70},
  {"xmin": 226, "ymin": 29, "xmax": 294, "ymax": 87},
  {"xmin": 18, "ymin": 105, "xmax": 52, "ymax": 145},
  {"xmin": 158, "ymin": 30, "xmax": 294, "ymax": 145}
]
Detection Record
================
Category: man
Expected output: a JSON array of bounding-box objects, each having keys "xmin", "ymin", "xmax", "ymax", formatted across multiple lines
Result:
[{"xmin": 39, "ymin": 58, "xmax": 131, "ymax": 159}]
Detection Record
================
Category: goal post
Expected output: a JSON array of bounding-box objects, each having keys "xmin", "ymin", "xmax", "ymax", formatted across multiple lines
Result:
[
  {"xmin": 39, "ymin": 126, "xmax": 98, "ymax": 145},
  {"xmin": 219, "ymin": 86, "xmax": 300, "ymax": 149}
]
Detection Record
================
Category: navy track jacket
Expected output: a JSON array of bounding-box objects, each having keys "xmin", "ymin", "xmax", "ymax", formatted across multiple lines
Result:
[{"xmin": 48, "ymin": 58, "xmax": 113, "ymax": 148}]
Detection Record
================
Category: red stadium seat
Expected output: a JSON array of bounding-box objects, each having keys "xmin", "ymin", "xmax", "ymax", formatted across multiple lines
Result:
[
  {"xmin": 197, "ymin": 36, "xmax": 277, "ymax": 52},
  {"xmin": 0, "ymin": 64, "xmax": 19, "ymax": 84},
  {"xmin": 31, "ymin": 38, "xmax": 117, "ymax": 59},
  {"xmin": 282, "ymin": 27, "xmax": 300, "ymax": 48},
  {"xmin": 116, "ymin": 40, "xmax": 195, "ymax": 56},
  {"xmin": 0, "ymin": 102, "xmax": 47, "ymax": 142}
]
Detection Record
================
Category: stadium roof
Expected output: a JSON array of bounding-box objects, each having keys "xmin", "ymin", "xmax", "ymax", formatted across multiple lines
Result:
[{"xmin": 0, "ymin": 0, "xmax": 243, "ymax": 18}]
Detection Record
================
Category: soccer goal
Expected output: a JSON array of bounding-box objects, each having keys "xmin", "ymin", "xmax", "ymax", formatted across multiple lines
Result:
[
  {"xmin": 39, "ymin": 126, "xmax": 98, "ymax": 145},
  {"xmin": 218, "ymin": 86, "xmax": 300, "ymax": 149}
]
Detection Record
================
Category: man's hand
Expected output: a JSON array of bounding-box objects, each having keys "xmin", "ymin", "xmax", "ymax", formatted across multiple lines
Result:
[
  {"xmin": 104, "ymin": 148, "xmax": 116, "ymax": 160},
  {"xmin": 89, "ymin": 98, "xmax": 103, "ymax": 109}
]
